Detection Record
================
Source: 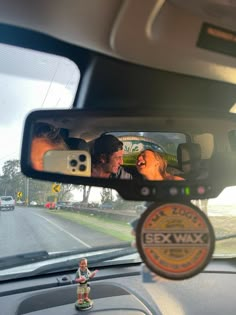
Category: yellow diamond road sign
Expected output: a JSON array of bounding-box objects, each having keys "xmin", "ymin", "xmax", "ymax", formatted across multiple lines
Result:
[
  {"xmin": 52, "ymin": 183, "xmax": 61, "ymax": 193},
  {"xmin": 17, "ymin": 191, "xmax": 23, "ymax": 198}
]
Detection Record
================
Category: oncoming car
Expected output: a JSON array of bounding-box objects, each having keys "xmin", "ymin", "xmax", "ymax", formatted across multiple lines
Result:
[
  {"xmin": 29, "ymin": 201, "xmax": 37, "ymax": 206},
  {"xmin": 0, "ymin": 196, "xmax": 15, "ymax": 211},
  {"xmin": 1, "ymin": 1, "xmax": 236, "ymax": 315}
]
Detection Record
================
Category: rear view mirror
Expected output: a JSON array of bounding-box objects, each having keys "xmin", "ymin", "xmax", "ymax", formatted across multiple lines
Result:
[{"xmin": 21, "ymin": 109, "xmax": 236, "ymax": 201}]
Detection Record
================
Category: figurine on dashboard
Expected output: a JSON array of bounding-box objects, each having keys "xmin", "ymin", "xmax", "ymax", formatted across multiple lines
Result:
[{"xmin": 74, "ymin": 257, "xmax": 98, "ymax": 311}]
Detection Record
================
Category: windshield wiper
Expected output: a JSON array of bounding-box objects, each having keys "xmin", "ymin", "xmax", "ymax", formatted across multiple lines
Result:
[
  {"xmin": 2, "ymin": 235, "xmax": 235, "ymax": 274},
  {"xmin": 47, "ymin": 242, "xmax": 132, "ymax": 260},
  {"xmin": 216, "ymin": 234, "xmax": 236, "ymax": 241},
  {"xmin": 0, "ymin": 251, "xmax": 49, "ymax": 270},
  {"xmin": 36, "ymin": 246, "xmax": 138, "ymax": 275},
  {"xmin": 0, "ymin": 243, "xmax": 132, "ymax": 271},
  {"xmin": 0, "ymin": 245, "xmax": 138, "ymax": 281}
]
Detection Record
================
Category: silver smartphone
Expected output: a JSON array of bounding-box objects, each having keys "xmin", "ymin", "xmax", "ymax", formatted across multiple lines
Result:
[{"xmin": 43, "ymin": 150, "xmax": 91, "ymax": 177}]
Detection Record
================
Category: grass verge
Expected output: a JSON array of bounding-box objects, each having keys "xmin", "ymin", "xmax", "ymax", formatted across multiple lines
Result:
[
  {"xmin": 210, "ymin": 216, "xmax": 236, "ymax": 255},
  {"xmin": 47, "ymin": 209, "xmax": 134, "ymax": 242},
  {"xmin": 48, "ymin": 210, "xmax": 236, "ymax": 255}
]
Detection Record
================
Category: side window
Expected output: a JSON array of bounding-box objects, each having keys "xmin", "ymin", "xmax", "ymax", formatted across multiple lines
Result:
[
  {"xmin": 0, "ymin": 43, "xmax": 80, "ymax": 197},
  {"xmin": 193, "ymin": 133, "xmax": 214, "ymax": 159},
  {"xmin": 228, "ymin": 130, "xmax": 236, "ymax": 151}
]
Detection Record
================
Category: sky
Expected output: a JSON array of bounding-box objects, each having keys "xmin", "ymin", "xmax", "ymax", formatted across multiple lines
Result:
[
  {"xmin": 0, "ymin": 43, "xmax": 79, "ymax": 173},
  {"xmin": 0, "ymin": 43, "xmax": 108, "ymax": 204},
  {"xmin": 71, "ymin": 187, "xmax": 118, "ymax": 204},
  {"xmin": 208, "ymin": 186, "xmax": 236, "ymax": 206}
]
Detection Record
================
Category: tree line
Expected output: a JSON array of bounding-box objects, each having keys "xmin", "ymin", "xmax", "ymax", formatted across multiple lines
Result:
[
  {"xmin": 0, "ymin": 159, "xmax": 140, "ymax": 209},
  {"xmin": 0, "ymin": 159, "xmax": 77, "ymax": 204},
  {"xmin": 0, "ymin": 159, "xmax": 115, "ymax": 205}
]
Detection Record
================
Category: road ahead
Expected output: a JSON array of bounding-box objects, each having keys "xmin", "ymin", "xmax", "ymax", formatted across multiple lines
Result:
[{"xmin": 0, "ymin": 206, "xmax": 121, "ymax": 258}]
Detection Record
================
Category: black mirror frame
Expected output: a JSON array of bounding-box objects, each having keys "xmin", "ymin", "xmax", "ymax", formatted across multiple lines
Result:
[{"xmin": 20, "ymin": 108, "xmax": 230, "ymax": 202}]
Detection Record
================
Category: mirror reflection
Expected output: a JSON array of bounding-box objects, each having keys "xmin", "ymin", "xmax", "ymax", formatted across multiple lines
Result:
[{"xmin": 29, "ymin": 120, "xmax": 205, "ymax": 181}]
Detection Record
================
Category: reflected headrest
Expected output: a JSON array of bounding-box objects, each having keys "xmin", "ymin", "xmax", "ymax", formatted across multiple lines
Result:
[
  {"xmin": 66, "ymin": 137, "xmax": 89, "ymax": 151},
  {"xmin": 177, "ymin": 143, "xmax": 201, "ymax": 170}
]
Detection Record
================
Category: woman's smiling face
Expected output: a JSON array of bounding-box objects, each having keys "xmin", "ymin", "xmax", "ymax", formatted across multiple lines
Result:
[{"xmin": 136, "ymin": 150, "xmax": 158, "ymax": 177}]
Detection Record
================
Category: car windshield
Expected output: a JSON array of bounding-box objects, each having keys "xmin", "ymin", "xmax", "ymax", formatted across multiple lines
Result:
[
  {"xmin": 0, "ymin": 43, "xmax": 236, "ymax": 282},
  {"xmin": 1, "ymin": 197, "xmax": 13, "ymax": 201},
  {"xmin": 202, "ymin": 186, "xmax": 236, "ymax": 257}
]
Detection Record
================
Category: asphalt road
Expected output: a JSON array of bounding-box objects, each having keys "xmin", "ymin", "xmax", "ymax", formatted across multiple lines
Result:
[{"xmin": 0, "ymin": 206, "xmax": 121, "ymax": 258}]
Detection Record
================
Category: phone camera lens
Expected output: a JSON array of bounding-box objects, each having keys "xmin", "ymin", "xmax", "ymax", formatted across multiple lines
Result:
[
  {"xmin": 70, "ymin": 159, "xmax": 78, "ymax": 167},
  {"xmin": 79, "ymin": 154, "xmax": 86, "ymax": 162},
  {"xmin": 79, "ymin": 164, "xmax": 86, "ymax": 172}
]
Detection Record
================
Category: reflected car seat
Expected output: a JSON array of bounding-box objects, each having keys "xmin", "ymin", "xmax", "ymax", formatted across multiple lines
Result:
[
  {"xmin": 66, "ymin": 137, "xmax": 89, "ymax": 151},
  {"xmin": 177, "ymin": 143, "xmax": 206, "ymax": 179}
]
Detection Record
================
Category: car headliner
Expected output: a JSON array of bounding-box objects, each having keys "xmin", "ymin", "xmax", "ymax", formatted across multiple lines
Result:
[
  {"xmin": 0, "ymin": 0, "xmax": 235, "ymax": 85},
  {"xmin": 0, "ymin": 1, "xmax": 235, "ymax": 116}
]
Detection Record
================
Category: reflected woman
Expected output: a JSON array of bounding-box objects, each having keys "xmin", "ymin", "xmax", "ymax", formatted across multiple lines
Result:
[
  {"xmin": 131, "ymin": 149, "xmax": 184, "ymax": 248},
  {"xmin": 136, "ymin": 149, "xmax": 184, "ymax": 181}
]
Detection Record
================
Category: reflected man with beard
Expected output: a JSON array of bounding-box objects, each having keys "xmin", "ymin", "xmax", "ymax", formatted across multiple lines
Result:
[{"xmin": 91, "ymin": 134, "xmax": 132, "ymax": 179}]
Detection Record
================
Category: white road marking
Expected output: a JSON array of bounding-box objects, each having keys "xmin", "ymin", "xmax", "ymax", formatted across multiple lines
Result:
[{"xmin": 33, "ymin": 213, "xmax": 91, "ymax": 248}]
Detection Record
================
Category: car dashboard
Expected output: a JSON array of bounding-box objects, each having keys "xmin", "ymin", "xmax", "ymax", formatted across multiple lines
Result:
[{"xmin": 1, "ymin": 259, "xmax": 236, "ymax": 315}]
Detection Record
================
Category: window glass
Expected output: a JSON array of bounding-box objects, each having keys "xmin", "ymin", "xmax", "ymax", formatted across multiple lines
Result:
[
  {"xmin": 193, "ymin": 186, "xmax": 236, "ymax": 256},
  {"xmin": 0, "ymin": 43, "xmax": 80, "ymax": 169}
]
